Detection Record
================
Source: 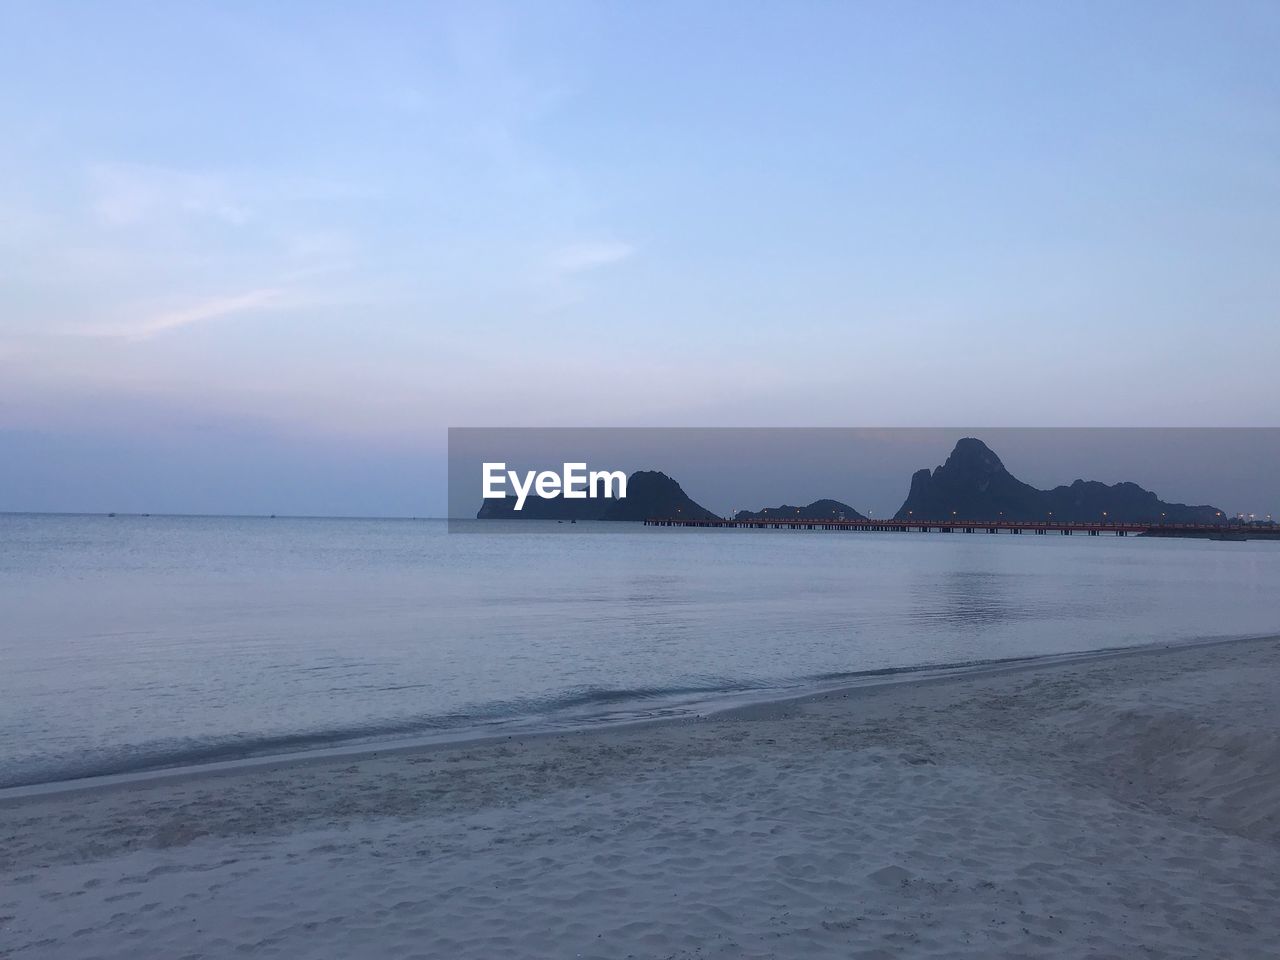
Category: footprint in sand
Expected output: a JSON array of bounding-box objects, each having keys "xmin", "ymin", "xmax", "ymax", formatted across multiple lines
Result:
[{"xmin": 868, "ymin": 865, "xmax": 912, "ymax": 886}]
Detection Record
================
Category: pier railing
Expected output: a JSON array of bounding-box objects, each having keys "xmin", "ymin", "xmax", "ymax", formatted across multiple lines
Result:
[{"xmin": 643, "ymin": 517, "xmax": 1274, "ymax": 538}]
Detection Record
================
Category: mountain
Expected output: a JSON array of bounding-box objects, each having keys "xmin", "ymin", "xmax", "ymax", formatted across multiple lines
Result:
[
  {"xmin": 734, "ymin": 499, "xmax": 867, "ymax": 521},
  {"xmin": 893, "ymin": 438, "xmax": 1223, "ymax": 523},
  {"xmin": 476, "ymin": 470, "xmax": 716, "ymax": 521},
  {"xmin": 599, "ymin": 470, "xmax": 718, "ymax": 521}
]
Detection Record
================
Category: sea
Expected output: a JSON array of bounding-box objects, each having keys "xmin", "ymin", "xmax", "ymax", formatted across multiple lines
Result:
[{"xmin": 2, "ymin": 513, "xmax": 1277, "ymax": 789}]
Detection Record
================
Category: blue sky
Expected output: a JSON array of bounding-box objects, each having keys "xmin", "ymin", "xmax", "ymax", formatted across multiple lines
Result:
[{"xmin": 2, "ymin": 2, "xmax": 1278, "ymax": 514}]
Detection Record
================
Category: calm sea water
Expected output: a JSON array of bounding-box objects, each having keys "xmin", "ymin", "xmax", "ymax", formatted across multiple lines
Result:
[{"xmin": 1, "ymin": 514, "xmax": 1277, "ymax": 788}]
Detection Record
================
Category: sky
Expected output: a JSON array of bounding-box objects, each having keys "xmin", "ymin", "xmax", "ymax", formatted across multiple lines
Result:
[{"xmin": 2, "ymin": 1, "xmax": 1278, "ymax": 515}]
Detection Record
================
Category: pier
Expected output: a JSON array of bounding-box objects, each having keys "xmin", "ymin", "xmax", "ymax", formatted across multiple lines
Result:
[{"xmin": 644, "ymin": 517, "xmax": 1274, "ymax": 539}]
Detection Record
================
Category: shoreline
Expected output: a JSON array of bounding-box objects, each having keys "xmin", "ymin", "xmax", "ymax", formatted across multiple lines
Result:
[
  {"xmin": 5, "ymin": 633, "xmax": 1280, "ymax": 958},
  {"xmin": 4, "ymin": 631, "xmax": 1271, "ymax": 801}
]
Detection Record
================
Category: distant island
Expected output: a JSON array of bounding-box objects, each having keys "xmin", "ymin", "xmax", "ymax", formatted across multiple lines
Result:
[
  {"xmin": 734, "ymin": 499, "xmax": 866, "ymax": 521},
  {"xmin": 478, "ymin": 437, "xmax": 1229, "ymax": 525},
  {"xmin": 476, "ymin": 470, "xmax": 716, "ymax": 521},
  {"xmin": 894, "ymin": 438, "xmax": 1223, "ymax": 523}
]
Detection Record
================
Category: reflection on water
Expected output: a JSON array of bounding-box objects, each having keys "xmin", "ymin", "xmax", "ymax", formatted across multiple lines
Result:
[
  {"xmin": 1, "ymin": 515, "xmax": 1278, "ymax": 787},
  {"xmin": 915, "ymin": 570, "xmax": 1082, "ymax": 627}
]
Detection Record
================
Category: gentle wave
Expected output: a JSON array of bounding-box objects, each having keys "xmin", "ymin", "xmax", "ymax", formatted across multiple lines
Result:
[
  {"xmin": 0, "ymin": 683, "xmax": 739, "ymax": 788},
  {"xmin": 0, "ymin": 656, "xmax": 1056, "ymax": 789}
]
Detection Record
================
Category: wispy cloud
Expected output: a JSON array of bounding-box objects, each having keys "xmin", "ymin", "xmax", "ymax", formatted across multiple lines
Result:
[
  {"xmin": 551, "ymin": 241, "xmax": 635, "ymax": 274},
  {"xmin": 76, "ymin": 288, "xmax": 286, "ymax": 340}
]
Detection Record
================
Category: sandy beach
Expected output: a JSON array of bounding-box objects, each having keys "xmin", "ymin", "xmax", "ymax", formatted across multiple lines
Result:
[{"xmin": 3, "ymin": 635, "xmax": 1279, "ymax": 959}]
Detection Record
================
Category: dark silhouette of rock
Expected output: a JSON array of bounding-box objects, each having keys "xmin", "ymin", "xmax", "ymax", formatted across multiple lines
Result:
[
  {"xmin": 734, "ymin": 499, "xmax": 867, "ymax": 521},
  {"xmin": 600, "ymin": 470, "xmax": 717, "ymax": 521},
  {"xmin": 893, "ymin": 438, "xmax": 1223, "ymax": 523},
  {"xmin": 476, "ymin": 470, "xmax": 716, "ymax": 521}
]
